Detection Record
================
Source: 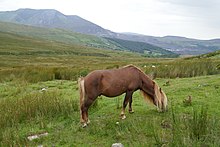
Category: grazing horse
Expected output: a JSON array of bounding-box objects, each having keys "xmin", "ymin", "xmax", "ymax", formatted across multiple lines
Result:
[{"xmin": 79, "ymin": 65, "xmax": 168, "ymax": 127}]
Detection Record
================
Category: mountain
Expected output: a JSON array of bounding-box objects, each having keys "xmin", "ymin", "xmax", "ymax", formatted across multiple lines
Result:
[
  {"xmin": 0, "ymin": 9, "xmax": 177, "ymax": 57},
  {"xmin": 0, "ymin": 8, "xmax": 115, "ymax": 36},
  {"xmin": 0, "ymin": 8, "xmax": 219, "ymax": 55}
]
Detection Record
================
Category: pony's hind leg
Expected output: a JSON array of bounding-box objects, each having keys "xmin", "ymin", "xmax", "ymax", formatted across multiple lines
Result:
[
  {"xmin": 80, "ymin": 105, "xmax": 88, "ymax": 127},
  {"xmin": 81, "ymin": 97, "xmax": 94, "ymax": 127}
]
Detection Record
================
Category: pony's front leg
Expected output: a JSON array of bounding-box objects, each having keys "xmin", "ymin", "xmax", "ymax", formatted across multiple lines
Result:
[
  {"xmin": 128, "ymin": 97, "xmax": 134, "ymax": 113},
  {"xmin": 120, "ymin": 109, "xmax": 126, "ymax": 119},
  {"xmin": 120, "ymin": 91, "xmax": 133, "ymax": 119}
]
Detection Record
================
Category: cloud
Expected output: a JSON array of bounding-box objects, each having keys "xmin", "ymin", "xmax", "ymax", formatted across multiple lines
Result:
[
  {"xmin": 155, "ymin": 0, "xmax": 220, "ymax": 32},
  {"xmin": 157, "ymin": 0, "xmax": 220, "ymax": 7}
]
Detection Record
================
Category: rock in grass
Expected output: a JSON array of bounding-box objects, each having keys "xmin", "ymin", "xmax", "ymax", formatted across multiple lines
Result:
[
  {"xmin": 183, "ymin": 95, "xmax": 192, "ymax": 106},
  {"xmin": 27, "ymin": 132, "xmax": 48, "ymax": 141},
  {"xmin": 112, "ymin": 143, "xmax": 124, "ymax": 147}
]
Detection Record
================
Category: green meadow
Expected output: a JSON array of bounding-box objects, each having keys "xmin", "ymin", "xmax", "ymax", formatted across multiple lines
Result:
[
  {"xmin": 1, "ymin": 75, "xmax": 220, "ymax": 146},
  {"xmin": 0, "ymin": 29, "xmax": 220, "ymax": 146}
]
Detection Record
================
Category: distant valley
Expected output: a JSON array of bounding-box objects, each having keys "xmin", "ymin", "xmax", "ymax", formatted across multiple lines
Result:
[{"xmin": 0, "ymin": 8, "xmax": 220, "ymax": 55}]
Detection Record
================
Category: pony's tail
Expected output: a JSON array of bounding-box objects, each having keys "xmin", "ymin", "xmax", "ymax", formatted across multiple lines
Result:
[
  {"xmin": 140, "ymin": 90, "xmax": 154, "ymax": 105},
  {"xmin": 78, "ymin": 77, "xmax": 86, "ymax": 121}
]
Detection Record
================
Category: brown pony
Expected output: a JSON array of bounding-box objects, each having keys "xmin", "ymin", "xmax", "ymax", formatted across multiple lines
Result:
[{"xmin": 79, "ymin": 65, "xmax": 168, "ymax": 127}]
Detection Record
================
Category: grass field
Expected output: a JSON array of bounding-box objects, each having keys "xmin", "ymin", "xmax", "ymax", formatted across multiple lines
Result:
[
  {"xmin": 0, "ymin": 75, "xmax": 220, "ymax": 146},
  {"xmin": 0, "ymin": 25, "xmax": 220, "ymax": 146}
]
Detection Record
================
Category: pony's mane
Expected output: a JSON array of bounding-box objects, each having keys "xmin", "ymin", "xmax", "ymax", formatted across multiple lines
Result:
[
  {"xmin": 122, "ymin": 64, "xmax": 152, "ymax": 79},
  {"xmin": 122, "ymin": 64, "xmax": 141, "ymax": 71},
  {"xmin": 140, "ymin": 90, "xmax": 155, "ymax": 105}
]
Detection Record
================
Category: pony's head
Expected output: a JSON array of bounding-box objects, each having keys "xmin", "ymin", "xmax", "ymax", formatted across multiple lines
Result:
[
  {"xmin": 141, "ymin": 82, "xmax": 168, "ymax": 112},
  {"xmin": 154, "ymin": 84, "xmax": 168, "ymax": 112}
]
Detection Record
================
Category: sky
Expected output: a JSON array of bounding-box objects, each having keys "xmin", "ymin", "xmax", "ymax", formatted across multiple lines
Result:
[{"xmin": 0, "ymin": 0, "xmax": 220, "ymax": 40}]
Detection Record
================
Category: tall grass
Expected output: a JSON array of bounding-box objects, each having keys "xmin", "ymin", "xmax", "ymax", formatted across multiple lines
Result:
[
  {"xmin": 189, "ymin": 107, "xmax": 208, "ymax": 140},
  {"xmin": 0, "ymin": 66, "xmax": 89, "ymax": 83},
  {"xmin": 143, "ymin": 59, "xmax": 220, "ymax": 78},
  {"xmin": 0, "ymin": 90, "xmax": 78, "ymax": 133},
  {"xmin": 152, "ymin": 103, "xmax": 220, "ymax": 146},
  {"xmin": 0, "ymin": 59, "xmax": 219, "ymax": 83}
]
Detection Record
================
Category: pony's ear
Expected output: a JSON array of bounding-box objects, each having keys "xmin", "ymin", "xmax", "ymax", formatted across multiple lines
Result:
[
  {"xmin": 152, "ymin": 81, "xmax": 156, "ymax": 89},
  {"xmin": 152, "ymin": 73, "xmax": 156, "ymax": 80},
  {"xmin": 149, "ymin": 73, "xmax": 156, "ymax": 80}
]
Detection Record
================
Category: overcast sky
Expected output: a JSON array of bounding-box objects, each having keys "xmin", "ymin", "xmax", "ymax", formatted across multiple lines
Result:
[{"xmin": 0, "ymin": 0, "xmax": 220, "ymax": 39}]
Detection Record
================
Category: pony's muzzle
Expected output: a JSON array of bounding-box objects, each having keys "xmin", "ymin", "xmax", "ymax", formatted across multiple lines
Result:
[
  {"xmin": 162, "ymin": 108, "xmax": 168, "ymax": 113},
  {"xmin": 157, "ymin": 104, "xmax": 168, "ymax": 113},
  {"xmin": 161, "ymin": 106, "xmax": 168, "ymax": 112}
]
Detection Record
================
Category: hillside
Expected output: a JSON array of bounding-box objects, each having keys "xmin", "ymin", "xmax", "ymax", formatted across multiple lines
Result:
[
  {"xmin": 106, "ymin": 37, "xmax": 178, "ymax": 57},
  {"xmin": 199, "ymin": 50, "xmax": 220, "ymax": 59},
  {"xmin": 0, "ymin": 30, "xmax": 141, "ymax": 59},
  {"xmin": 116, "ymin": 34, "xmax": 220, "ymax": 55},
  {"xmin": 186, "ymin": 50, "xmax": 220, "ymax": 59},
  {"xmin": 0, "ymin": 21, "xmax": 176, "ymax": 57},
  {"xmin": 0, "ymin": 21, "xmax": 120, "ymax": 50}
]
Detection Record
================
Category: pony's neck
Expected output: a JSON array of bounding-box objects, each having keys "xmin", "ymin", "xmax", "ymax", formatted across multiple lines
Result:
[{"xmin": 140, "ymin": 73, "xmax": 155, "ymax": 98}]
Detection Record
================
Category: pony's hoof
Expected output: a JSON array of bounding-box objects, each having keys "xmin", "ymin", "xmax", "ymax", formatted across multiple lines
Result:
[
  {"xmin": 82, "ymin": 123, "xmax": 87, "ymax": 128},
  {"xmin": 121, "ymin": 115, "xmax": 126, "ymax": 120},
  {"xmin": 129, "ymin": 110, "xmax": 134, "ymax": 114},
  {"xmin": 87, "ymin": 119, "xmax": 91, "ymax": 124}
]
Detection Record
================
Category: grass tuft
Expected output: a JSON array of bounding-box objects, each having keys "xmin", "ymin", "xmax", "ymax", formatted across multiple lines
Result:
[{"xmin": 0, "ymin": 90, "xmax": 78, "ymax": 131}]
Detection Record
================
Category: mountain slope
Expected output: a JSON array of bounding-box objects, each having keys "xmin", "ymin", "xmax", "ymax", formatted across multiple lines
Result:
[
  {"xmin": 0, "ymin": 21, "xmax": 121, "ymax": 50},
  {"xmin": 116, "ymin": 34, "xmax": 220, "ymax": 55},
  {"xmin": 187, "ymin": 50, "xmax": 220, "ymax": 59},
  {"xmin": 106, "ymin": 37, "xmax": 178, "ymax": 57},
  {"xmin": 0, "ymin": 30, "xmax": 144, "ymax": 60},
  {"xmin": 0, "ymin": 21, "xmax": 176, "ymax": 57}
]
